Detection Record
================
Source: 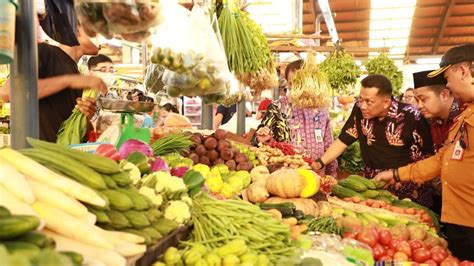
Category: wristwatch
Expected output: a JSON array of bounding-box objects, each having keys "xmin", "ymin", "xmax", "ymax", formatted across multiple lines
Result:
[
  {"xmin": 315, "ymin": 158, "xmax": 325, "ymax": 169},
  {"xmin": 393, "ymin": 169, "xmax": 400, "ymax": 182}
]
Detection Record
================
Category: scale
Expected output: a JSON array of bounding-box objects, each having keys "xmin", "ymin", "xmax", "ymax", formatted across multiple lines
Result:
[{"xmin": 97, "ymin": 98, "xmax": 154, "ymax": 148}]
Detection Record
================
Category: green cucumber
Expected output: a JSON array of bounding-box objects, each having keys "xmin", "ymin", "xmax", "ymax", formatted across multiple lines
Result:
[{"xmin": 258, "ymin": 202, "xmax": 295, "ymax": 217}]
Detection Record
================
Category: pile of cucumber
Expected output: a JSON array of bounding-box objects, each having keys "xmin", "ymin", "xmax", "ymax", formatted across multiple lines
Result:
[
  {"xmin": 331, "ymin": 175, "xmax": 398, "ymax": 203},
  {"xmin": 0, "ymin": 206, "xmax": 83, "ymax": 266},
  {"xmin": 21, "ymin": 138, "xmax": 179, "ymax": 246}
]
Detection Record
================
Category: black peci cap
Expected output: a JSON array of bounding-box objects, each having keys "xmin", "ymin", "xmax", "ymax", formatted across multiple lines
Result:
[{"xmin": 413, "ymin": 70, "xmax": 447, "ymax": 89}]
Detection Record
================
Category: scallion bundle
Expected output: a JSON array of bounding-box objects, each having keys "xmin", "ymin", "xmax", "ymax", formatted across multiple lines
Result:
[{"xmin": 56, "ymin": 88, "xmax": 98, "ymax": 145}]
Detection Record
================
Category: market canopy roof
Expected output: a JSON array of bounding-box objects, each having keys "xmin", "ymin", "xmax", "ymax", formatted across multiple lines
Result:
[{"xmin": 305, "ymin": 0, "xmax": 474, "ymax": 62}]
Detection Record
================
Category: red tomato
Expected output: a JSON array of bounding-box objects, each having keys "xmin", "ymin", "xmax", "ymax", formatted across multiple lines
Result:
[
  {"xmin": 393, "ymin": 251, "xmax": 409, "ymax": 261},
  {"xmin": 396, "ymin": 241, "xmax": 412, "ymax": 258},
  {"xmin": 357, "ymin": 231, "xmax": 377, "ymax": 248},
  {"xmin": 379, "ymin": 255, "xmax": 393, "ymax": 262},
  {"xmin": 409, "ymin": 239, "xmax": 424, "ymax": 251},
  {"xmin": 362, "ymin": 227, "xmax": 380, "ymax": 242},
  {"xmin": 460, "ymin": 261, "xmax": 474, "ymax": 266},
  {"xmin": 441, "ymin": 258, "xmax": 460, "ymax": 266},
  {"xmin": 413, "ymin": 248, "xmax": 432, "ymax": 263},
  {"xmin": 343, "ymin": 231, "xmax": 357, "ymax": 239},
  {"xmin": 372, "ymin": 243, "xmax": 386, "ymax": 261},
  {"xmin": 431, "ymin": 246, "xmax": 448, "ymax": 263},
  {"xmin": 424, "ymin": 259, "xmax": 438, "ymax": 266},
  {"xmin": 379, "ymin": 229, "xmax": 392, "ymax": 246},
  {"xmin": 385, "ymin": 248, "xmax": 395, "ymax": 257},
  {"xmin": 95, "ymin": 144, "xmax": 121, "ymax": 161},
  {"xmin": 389, "ymin": 238, "xmax": 403, "ymax": 250}
]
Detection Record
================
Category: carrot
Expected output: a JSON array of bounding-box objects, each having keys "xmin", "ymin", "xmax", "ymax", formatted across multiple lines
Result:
[
  {"xmin": 297, "ymin": 224, "xmax": 308, "ymax": 234},
  {"xmin": 366, "ymin": 199, "xmax": 374, "ymax": 205},
  {"xmin": 421, "ymin": 213, "xmax": 432, "ymax": 223},
  {"xmin": 372, "ymin": 202, "xmax": 381, "ymax": 209},
  {"xmin": 390, "ymin": 206, "xmax": 404, "ymax": 213},
  {"xmin": 379, "ymin": 201, "xmax": 387, "ymax": 208},
  {"xmin": 404, "ymin": 208, "xmax": 415, "ymax": 215},
  {"xmin": 415, "ymin": 209, "xmax": 424, "ymax": 215},
  {"xmin": 352, "ymin": 197, "xmax": 362, "ymax": 203},
  {"xmin": 290, "ymin": 225, "xmax": 300, "ymax": 240}
]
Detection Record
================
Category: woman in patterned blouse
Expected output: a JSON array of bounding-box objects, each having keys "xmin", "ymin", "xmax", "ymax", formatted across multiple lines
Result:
[{"xmin": 254, "ymin": 60, "xmax": 338, "ymax": 176}]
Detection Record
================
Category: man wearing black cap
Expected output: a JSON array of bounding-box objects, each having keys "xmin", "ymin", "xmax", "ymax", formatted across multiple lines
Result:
[
  {"xmin": 376, "ymin": 44, "xmax": 474, "ymax": 260},
  {"xmin": 412, "ymin": 70, "xmax": 462, "ymax": 216},
  {"xmin": 413, "ymin": 70, "xmax": 462, "ymax": 153}
]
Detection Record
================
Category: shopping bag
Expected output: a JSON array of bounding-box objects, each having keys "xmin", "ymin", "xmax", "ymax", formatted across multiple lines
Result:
[{"xmin": 155, "ymin": 5, "xmax": 231, "ymax": 98}]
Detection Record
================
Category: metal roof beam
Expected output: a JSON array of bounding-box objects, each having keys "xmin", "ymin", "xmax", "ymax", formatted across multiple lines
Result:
[{"xmin": 433, "ymin": 0, "xmax": 455, "ymax": 54}]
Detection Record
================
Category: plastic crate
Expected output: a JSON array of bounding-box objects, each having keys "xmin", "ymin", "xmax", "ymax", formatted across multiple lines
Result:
[
  {"xmin": 69, "ymin": 142, "xmax": 109, "ymax": 153},
  {"xmin": 134, "ymin": 225, "xmax": 192, "ymax": 266}
]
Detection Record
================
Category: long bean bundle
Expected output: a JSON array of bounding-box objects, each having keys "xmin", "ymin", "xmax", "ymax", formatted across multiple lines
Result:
[
  {"xmin": 57, "ymin": 88, "xmax": 98, "ymax": 145},
  {"xmin": 150, "ymin": 133, "xmax": 193, "ymax": 156},
  {"xmin": 182, "ymin": 193, "xmax": 299, "ymax": 264},
  {"xmin": 218, "ymin": 1, "xmax": 271, "ymax": 75}
]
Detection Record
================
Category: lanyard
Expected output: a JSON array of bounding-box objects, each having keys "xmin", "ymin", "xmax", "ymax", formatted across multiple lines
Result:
[{"xmin": 451, "ymin": 121, "xmax": 469, "ymax": 150}]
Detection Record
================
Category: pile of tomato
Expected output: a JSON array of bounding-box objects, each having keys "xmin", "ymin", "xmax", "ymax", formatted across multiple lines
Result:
[{"xmin": 344, "ymin": 227, "xmax": 474, "ymax": 266}]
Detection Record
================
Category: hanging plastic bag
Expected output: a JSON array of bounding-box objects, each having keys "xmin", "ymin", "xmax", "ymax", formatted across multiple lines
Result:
[
  {"xmin": 75, "ymin": 0, "xmax": 164, "ymax": 42},
  {"xmin": 157, "ymin": 5, "xmax": 231, "ymax": 98},
  {"xmin": 144, "ymin": 64, "xmax": 165, "ymax": 93}
]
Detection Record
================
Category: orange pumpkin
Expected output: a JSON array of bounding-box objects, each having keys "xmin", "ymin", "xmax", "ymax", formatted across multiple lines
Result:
[
  {"xmin": 265, "ymin": 169, "xmax": 303, "ymax": 198},
  {"xmin": 265, "ymin": 168, "xmax": 319, "ymax": 198}
]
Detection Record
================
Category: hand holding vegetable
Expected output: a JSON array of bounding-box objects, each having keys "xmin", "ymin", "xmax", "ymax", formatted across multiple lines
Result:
[
  {"xmin": 374, "ymin": 170, "xmax": 395, "ymax": 184},
  {"xmin": 256, "ymin": 127, "xmax": 273, "ymax": 144},
  {"xmin": 76, "ymin": 97, "xmax": 97, "ymax": 120}
]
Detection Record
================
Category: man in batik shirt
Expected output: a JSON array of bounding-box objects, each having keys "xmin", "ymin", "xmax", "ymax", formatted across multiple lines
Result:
[{"xmin": 315, "ymin": 74, "xmax": 434, "ymax": 207}]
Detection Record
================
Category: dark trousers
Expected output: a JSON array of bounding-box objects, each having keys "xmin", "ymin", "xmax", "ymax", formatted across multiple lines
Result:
[{"xmin": 445, "ymin": 223, "xmax": 474, "ymax": 260}]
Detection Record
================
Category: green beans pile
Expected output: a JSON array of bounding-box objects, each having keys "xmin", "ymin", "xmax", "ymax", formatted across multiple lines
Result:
[
  {"xmin": 183, "ymin": 193, "xmax": 298, "ymax": 264},
  {"xmin": 303, "ymin": 216, "xmax": 342, "ymax": 236},
  {"xmin": 218, "ymin": 2, "xmax": 271, "ymax": 75}
]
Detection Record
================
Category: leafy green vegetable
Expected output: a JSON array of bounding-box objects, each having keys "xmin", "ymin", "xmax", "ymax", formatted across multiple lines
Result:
[
  {"xmin": 332, "ymin": 127, "xmax": 364, "ymax": 174},
  {"xmin": 57, "ymin": 88, "xmax": 98, "ymax": 145},
  {"xmin": 320, "ymin": 49, "xmax": 361, "ymax": 95},
  {"xmin": 364, "ymin": 53, "xmax": 403, "ymax": 97},
  {"xmin": 151, "ymin": 133, "xmax": 193, "ymax": 156}
]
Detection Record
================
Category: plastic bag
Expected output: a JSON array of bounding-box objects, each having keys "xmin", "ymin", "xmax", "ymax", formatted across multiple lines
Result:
[
  {"xmin": 152, "ymin": 5, "xmax": 231, "ymax": 97},
  {"xmin": 144, "ymin": 64, "xmax": 165, "ymax": 93},
  {"xmin": 75, "ymin": 0, "xmax": 163, "ymax": 42}
]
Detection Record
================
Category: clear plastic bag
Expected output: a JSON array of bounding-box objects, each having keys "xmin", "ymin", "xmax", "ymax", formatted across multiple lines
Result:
[
  {"xmin": 163, "ymin": 59, "xmax": 229, "ymax": 97},
  {"xmin": 75, "ymin": 0, "xmax": 163, "ymax": 42},
  {"xmin": 144, "ymin": 64, "xmax": 165, "ymax": 93},
  {"xmin": 155, "ymin": 5, "xmax": 231, "ymax": 97}
]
